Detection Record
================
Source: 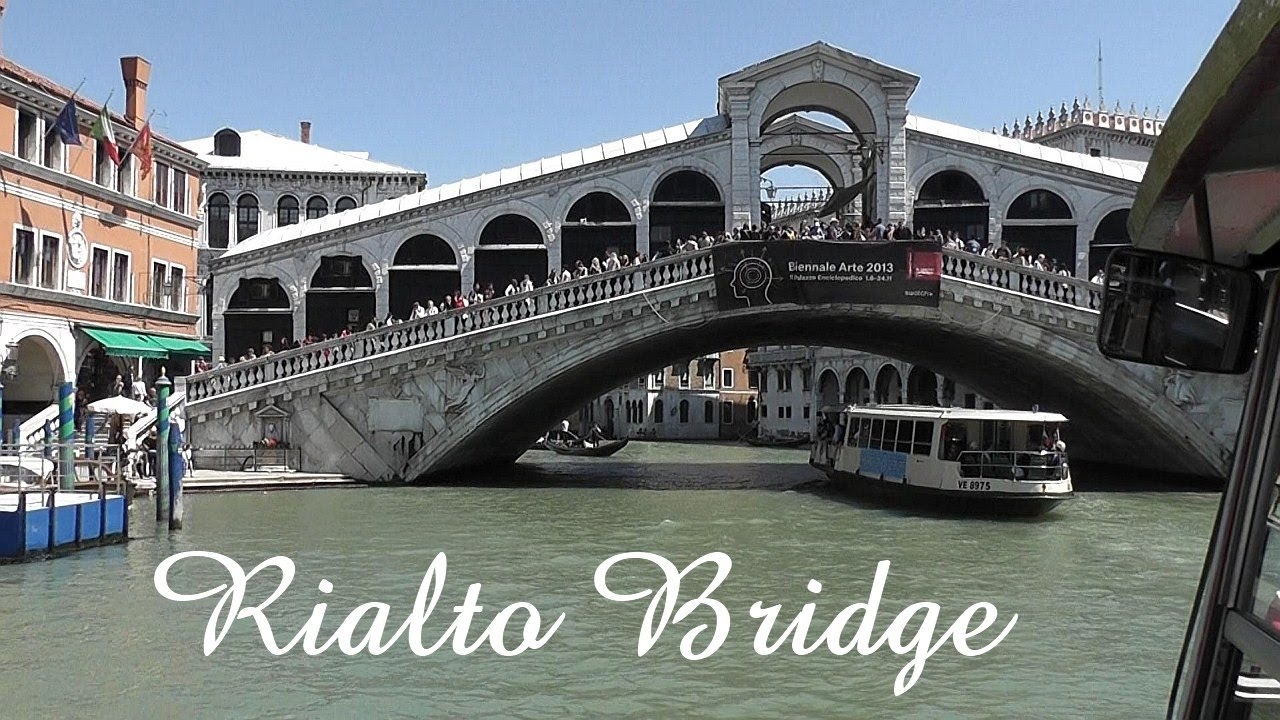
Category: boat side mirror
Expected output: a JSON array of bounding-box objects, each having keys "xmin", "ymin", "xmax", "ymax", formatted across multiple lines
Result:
[{"xmin": 1096, "ymin": 247, "xmax": 1262, "ymax": 374}]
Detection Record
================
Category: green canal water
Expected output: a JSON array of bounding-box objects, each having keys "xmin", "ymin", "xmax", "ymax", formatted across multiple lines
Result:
[{"xmin": 0, "ymin": 443, "xmax": 1217, "ymax": 718}]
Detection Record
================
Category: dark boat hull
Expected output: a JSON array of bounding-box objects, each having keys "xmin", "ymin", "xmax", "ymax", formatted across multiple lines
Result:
[
  {"xmin": 745, "ymin": 436, "xmax": 807, "ymax": 448},
  {"xmin": 812, "ymin": 461, "xmax": 1070, "ymax": 517},
  {"xmin": 546, "ymin": 439, "xmax": 629, "ymax": 457}
]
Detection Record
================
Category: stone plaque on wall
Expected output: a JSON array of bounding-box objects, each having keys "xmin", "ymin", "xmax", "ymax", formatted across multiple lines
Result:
[
  {"xmin": 369, "ymin": 399, "xmax": 423, "ymax": 433},
  {"xmin": 66, "ymin": 270, "xmax": 86, "ymax": 292}
]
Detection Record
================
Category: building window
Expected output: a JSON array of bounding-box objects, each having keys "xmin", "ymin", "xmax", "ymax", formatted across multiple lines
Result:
[
  {"xmin": 171, "ymin": 167, "xmax": 187, "ymax": 214},
  {"xmin": 802, "ymin": 368, "xmax": 812, "ymax": 392},
  {"xmin": 168, "ymin": 265, "xmax": 184, "ymax": 311},
  {"xmin": 748, "ymin": 369, "xmax": 759, "ymax": 389},
  {"xmin": 703, "ymin": 367, "xmax": 714, "ymax": 388},
  {"xmin": 679, "ymin": 367, "xmax": 690, "ymax": 389},
  {"xmin": 213, "ymin": 128, "xmax": 240, "ymax": 157},
  {"xmin": 236, "ymin": 194, "xmax": 260, "ymax": 242},
  {"xmin": 154, "ymin": 162, "xmax": 171, "ymax": 208},
  {"xmin": 152, "ymin": 261, "xmax": 166, "ymax": 307},
  {"xmin": 721, "ymin": 401, "xmax": 733, "ymax": 424},
  {"xmin": 278, "ymin": 196, "xmax": 300, "ymax": 226},
  {"xmin": 649, "ymin": 371, "xmax": 663, "ymax": 390},
  {"xmin": 761, "ymin": 405, "xmax": 768, "ymax": 418},
  {"xmin": 1089, "ymin": 147, "xmax": 1102, "ymax": 157},
  {"xmin": 703, "ymin": 400, "xmax": 714, "ymax": 423},
  {"xmin": 39, "ymin": 233, "xmax": 60, "ymax": 289},
  {"xmin": 679, "ymin": 399, "xmax": 690, "ymax": 423},
  {"xmin": 306, "ymin": 196, "xmax": 329, "ymax": 220},
  {"xmin": 110, "ymin": 251, "xmax": 130, "ymax": 302},
  {"xmin": 335, "ymin": 196, "xmax": 357, "ymax": 213},
  {"xmin": 758, "ymin": 371, "xmax": 767, "ymax": 392},
  {"xmin": 95, "ymin": 139, "xmax": 116, "ymax": 189},
  {"xmin": 116, "ymin": 154, "xmax": 135, "ymax": 196},
  {"xmin": 654, "ymin": 399, "xmax": 664, "ymax": 423},
  {"xmin": 803, "ymin": 405, "xmax": 810, "ymax": 420},
  {"xmin": 90, "ymin": 247, "xmax": 109, "ymax": 297},
  {"xmin": 207, "ymin": 193, "xmax": 230, "ymax": 248},
  {"xmin": 722, "ymin": 368, "xmax": 734, "ymax": 389},
  {"xmin": 11, "ymin": 228, "xmax": 35, "ymax": 285},
  {"xmin": 17, "ymin": 108, "xmax": 38, "ymax": 161}
]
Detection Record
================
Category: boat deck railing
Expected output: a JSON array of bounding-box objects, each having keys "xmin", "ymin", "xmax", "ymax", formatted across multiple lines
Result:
[
  {"xmin": 956, "ymin": 450, "xmax": 1067, "ymax": 481},
  {"xmin": 0, "ymin": 442, "xmax": 132, "ymax": 506}
]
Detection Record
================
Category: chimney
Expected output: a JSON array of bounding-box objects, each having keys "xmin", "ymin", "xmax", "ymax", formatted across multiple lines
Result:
[
  {"xmin": 120, "ymin": 56, "xmax": 151, "ymax": 127},
  {"xmin": 300, "ymin": 121, "xmax": 311, "ymax": 144}
]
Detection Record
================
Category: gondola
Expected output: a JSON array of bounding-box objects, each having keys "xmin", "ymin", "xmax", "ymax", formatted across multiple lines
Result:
[{"xmin": 544, "ymin": 438, "xmax": 630, "ymax": 457}]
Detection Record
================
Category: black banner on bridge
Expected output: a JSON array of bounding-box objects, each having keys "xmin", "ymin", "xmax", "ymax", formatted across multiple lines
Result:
[{"xmin": 711, "ymin": 240, "xmax": 942, "ymax": 310}]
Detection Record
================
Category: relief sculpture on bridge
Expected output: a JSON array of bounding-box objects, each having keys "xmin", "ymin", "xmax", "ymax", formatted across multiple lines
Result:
[{"xmin": 442, "ymin": 363, "xmax": 486, "ymax": 414}]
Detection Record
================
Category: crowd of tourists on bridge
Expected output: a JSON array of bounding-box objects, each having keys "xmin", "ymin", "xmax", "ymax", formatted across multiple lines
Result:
[{"xmin": 210, "ymin": 217, "xmax": 1081, "ymax": 368}]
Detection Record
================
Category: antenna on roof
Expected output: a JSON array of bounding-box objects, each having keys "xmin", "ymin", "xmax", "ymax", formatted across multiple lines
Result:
[{"xmin": 1097, "ymin": 40, "xmax": 1104, "ymax": 110}]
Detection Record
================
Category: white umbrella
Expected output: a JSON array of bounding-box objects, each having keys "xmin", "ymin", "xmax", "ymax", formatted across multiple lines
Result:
[{"xmin": 87, "ymin": 395, "xmax": 152, "ymax": 416}]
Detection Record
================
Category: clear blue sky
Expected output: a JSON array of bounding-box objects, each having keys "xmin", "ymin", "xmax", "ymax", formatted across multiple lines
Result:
[{"xmin": 3, "ymin": 0, "xmax": 1237, "ymax": 186}]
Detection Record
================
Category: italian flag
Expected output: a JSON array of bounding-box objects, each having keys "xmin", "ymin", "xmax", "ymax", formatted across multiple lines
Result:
[{"xmin": 90, "ymin": 106, "xmax": 120, "ymax": 165}]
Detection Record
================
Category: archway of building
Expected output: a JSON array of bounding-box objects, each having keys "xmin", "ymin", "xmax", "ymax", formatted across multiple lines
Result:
[
  {"xmin": 475, "ymin": 214, "xmax": 548, "ymax": 291},
  {"xmin": 843, "ymin": 367, "xmax": 870, "ymax": 405},
  {"xmin": 649, "ymin": 170, "xmax": 724, "ymax": 252},
  {"xmin": 759, "ymin": 94, "xmax": 875, "ymax": 222},
  {"xmin": 561, "ymin": 191, "xmax": 636, "ymax": 270},
  {"xmin": 602, "ymin": 397, "xmax": 616, "ymax": 437},
  {"xmin": 1090, "ymin": 209, "xmax": 1131, "ymax": 277},
  {"xmin": 1003, "ymin": 189, "xmax": 1077, "ymax": 272},
  {"xmin": 760, "ymin": 162, "xmax": 841, "ymax": 228},
  {"xmin": 3, "ymin": 334, "xmax": 65, "ymax": 419},
  {"xmin": 817, "ymin": 368, "xmax": 840, "ymax": 408},
  {"xmin": 874, "ymin": 364, "xmax": 902, "ymax": 404},
  {"xmin": 224, "ymin": 277, "xmax": 293, "ymax": 358},
  {"xmin": 389, "ymin": 234, "xmax": 461, "ymax": 318},
  {"xmin": 906, "ymin": 366, "xmax": 939, "ymax": 405},
  {"xmin": 307, "ymin": 255, "xmax": 375, "ymax": 338},
  {"xmin": 913, "ymin": 170, "xmax": 989, "ymax": 242}
]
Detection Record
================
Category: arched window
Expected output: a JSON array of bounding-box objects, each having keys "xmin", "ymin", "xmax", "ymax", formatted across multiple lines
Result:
[
  {"xmin": 1007, "ymin": 189, "xmax": 1072, "ymax": 220},
  {"xmin": 566, "ymin": 192, "xmax": 631, "ymax": 223},
  {"xmin": 207, "ymin": 192, "xmax": 230, "ymax": 249},
  {"xmin": 654, "ymin": 399, "xmax": 664, "ymax": 423},
  {"xmin": 277, "ymin": 196, "xmax": 299, "ymax": 226},
  {"xmin": 653, "ymin": 170, "xmax": 721, "ymax": 203},
  {"xmin": 236, "ymin": 194, "xmax": 259, "ymax": 242},
  {"xmin": 679, "ymin": 399, "xmax": 690, "ymax": 423},
  {"xmin": 213, "ymin": 129, "xmax": 240, "ymax": 157},
  {"xmin": 306, "ymin": 196, "xmax": 329, "ymax": 220},
  {"xmin": 703, "ymin": 400, "xmax": 714, "ymax": 424},
  {"xmin": 335, "ymin": 196, "xmax": 357, "ymax": 213}
]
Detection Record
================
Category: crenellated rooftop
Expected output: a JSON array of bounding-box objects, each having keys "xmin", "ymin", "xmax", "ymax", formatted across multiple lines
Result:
[{"xmin": 995, "ymin": 98, "xmax": 1165, "ymax": 142}]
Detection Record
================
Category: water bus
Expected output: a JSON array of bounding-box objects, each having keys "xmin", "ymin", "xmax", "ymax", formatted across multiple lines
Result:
[{"xmin": 809, "ymin": 405, "xmax": 1074, "ymax": 516}]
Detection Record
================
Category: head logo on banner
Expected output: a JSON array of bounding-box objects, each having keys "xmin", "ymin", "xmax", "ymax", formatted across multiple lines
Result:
[{"xmin": 712, "ymin": 241, "xmax": 942, "ymax": 311}]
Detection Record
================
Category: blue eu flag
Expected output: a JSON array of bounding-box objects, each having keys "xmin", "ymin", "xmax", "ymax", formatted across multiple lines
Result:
[{"xmin": 51, "ymin": 99, "xmax": 82, "ymax": 146}]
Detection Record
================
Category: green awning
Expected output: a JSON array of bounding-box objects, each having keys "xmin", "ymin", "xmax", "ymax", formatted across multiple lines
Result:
[
  {"xmin": 82, "ymin": 327, "xmax": 168, "ymax": 359},
  {"xmin": 150, "ymin": 336, "xmax": 212, "ymax": 357}
]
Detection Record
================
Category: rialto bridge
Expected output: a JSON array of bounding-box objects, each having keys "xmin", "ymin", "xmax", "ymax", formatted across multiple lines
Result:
[
  {"xmin": 207, "ymin": 42, "xmax": 1148, "ymax": 362},
  {"xmin": 186, "ymin": 248, "xmax": 1244, "ymax": 483},
  {"xmin": 188, "ymin": 41, "xmax": 1236, "ymax": 482}
]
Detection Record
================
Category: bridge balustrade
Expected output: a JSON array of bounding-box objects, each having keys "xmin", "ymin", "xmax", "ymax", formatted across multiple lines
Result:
[
  {"xmin": 189, "ymin": 246, "xmax": 1100, "ymax": 404},
  {"xmin": 189, "ymin": 250, "xmax": 715, "ymax": 402}
]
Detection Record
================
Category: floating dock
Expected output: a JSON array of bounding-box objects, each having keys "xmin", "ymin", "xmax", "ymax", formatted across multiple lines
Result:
[{"xmin": 0, "ymin": 491, "xmax": 128, "ymax": 562}]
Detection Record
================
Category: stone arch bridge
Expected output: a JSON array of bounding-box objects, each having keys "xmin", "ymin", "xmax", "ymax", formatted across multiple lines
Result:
[{"xmin": 186, "ymin": 248, "xmax": 1243, "ymax": 482}]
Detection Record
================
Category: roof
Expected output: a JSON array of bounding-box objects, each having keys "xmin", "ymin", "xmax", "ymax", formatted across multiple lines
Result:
[
  {"xmin": 823, "ymin": 404, "xmax": 1070, "ymax": 423},
  {"xmin": 1128, "ymin": 0, "xmax": 1280, "ymax": 266},
  {"xmin": 221, "ymin": 115, "xmax": 729, "ymax": 259},
  {"xmin": 906, "ymin": 115, "xmax": 1147, "ymax": 184},
  {"xmin": 719, "ymin": 41, "xmax": 919, "ymax": 90},
  {"xmin": 183, "ymin": 130, "xmax": 423, "ymax": 176}
]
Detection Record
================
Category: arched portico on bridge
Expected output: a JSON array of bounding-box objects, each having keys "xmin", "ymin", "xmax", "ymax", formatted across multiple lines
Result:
[
  {"xmin": 307, "ymin": 255, "xmax": 376, "ymax": 338},
  {"xmin": 560, "ymin": 191, "xmax": 636, "ymax": 270},
  {"xmin": 1000, "ymin": 186, "xmax": 1078, "ymax": 271},
  {"xmin": 648, "ymin": 169, "xmax": 725, "ymax": 252},
  {"xmin": 474, "ymin": 213, "xmax": 548, "ymax": 292},
  {"xmin": 913, "ymin": 170, "xmax": 990, "ymax": 242},
  {"xmin": 224, "ymin": 277, "xmax": 293, "ymax": 357},
  {"xmin": 389, "ymin": 234, "xmax": 460, "ymax": 318}
]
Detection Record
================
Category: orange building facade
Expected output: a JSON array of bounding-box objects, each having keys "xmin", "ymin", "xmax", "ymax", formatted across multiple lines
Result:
[{"xmin": 0, "ymin": 54, "xmax": 205, "ymax": 437}]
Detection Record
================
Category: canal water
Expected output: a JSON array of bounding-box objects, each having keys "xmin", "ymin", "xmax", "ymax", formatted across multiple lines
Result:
[{"xmin": 0, "ymin": 443, "xmax": 1216, "ymax": 718}]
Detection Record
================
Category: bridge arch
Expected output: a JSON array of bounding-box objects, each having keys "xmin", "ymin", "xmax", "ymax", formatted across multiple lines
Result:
[
  {"xmin": 874, "ymin": 364, "xmax": 902, "ymax": 404},
  {"xmin": 306, "ymin": 254, "xmax": 376, "ymax": 337},
  {"xmin": 844, "ymin": 367, "xmax": 870, "ymax": 404},
  {"xmin": 224, "ymin": 277, "xmax": 293, "ymax": 356},
  {"xmin": 647, "ymin": 168, "xmax": 726, "ymax": 252},
  {"xmin": 749, "ymin": 77, "xmax": 888, "ymax": 138},
  {"xmin": 912, "ymin": 169, "xmax": 990, "ymax": 242},
  {"xmin": 560, "ymin": 190, "xmax": 637, "ymax": 269},
  {"xmin": 817, "ymin": 368, "xmax": 841, "ymax": 407},
  {"xmin": 389, "ymin": 234, "xmax": 461, "ymax": 318},
  {"xmin": 474, "ymin": 211, "xmax": 548, "ymax": 291}
]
